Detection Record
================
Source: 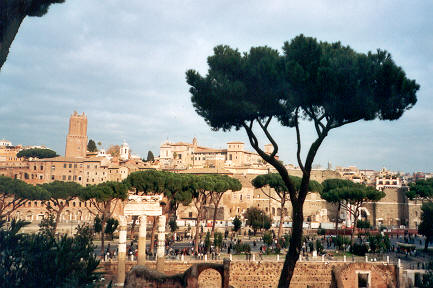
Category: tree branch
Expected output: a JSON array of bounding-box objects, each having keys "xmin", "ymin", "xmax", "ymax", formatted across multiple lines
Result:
[
  {"xmin": 260, "ymin": 188, "xmax": 280, "ymax": 202},
  {"xmin": 242, "ymin": 121, "xmax": 298, "ymax": 203},
  {"xmin": 256, "ymin": 117, "xmax": 278, "ymax": 158},
  {"xmin": 295, "ymin": 108, "xmax": 305, "ymax": 174}
]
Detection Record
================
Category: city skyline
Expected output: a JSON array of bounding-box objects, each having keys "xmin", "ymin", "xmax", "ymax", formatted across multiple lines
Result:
[{"xmin": 1, "ymin": 1, "xmax": 432, "ymax": 172}]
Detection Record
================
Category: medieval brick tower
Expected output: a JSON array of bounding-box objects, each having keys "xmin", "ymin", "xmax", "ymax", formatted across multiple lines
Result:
[{"xmin": 65, "ymin": 111, "xmax": 88, "ymax": 158}]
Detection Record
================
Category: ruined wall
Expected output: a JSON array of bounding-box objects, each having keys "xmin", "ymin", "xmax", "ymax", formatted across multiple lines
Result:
[{"xmin": 106, "ymin": 261, "xmax": 397, "ymax": 288}]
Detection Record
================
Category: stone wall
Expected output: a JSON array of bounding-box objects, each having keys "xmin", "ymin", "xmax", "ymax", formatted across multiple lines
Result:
[{"xmin": 105, "ymin": 260, "xmax": 398, "ymax": 288}]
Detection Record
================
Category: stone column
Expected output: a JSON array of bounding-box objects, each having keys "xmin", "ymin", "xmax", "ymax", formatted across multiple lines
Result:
[
  {"xmin": 137, "ymin": 215, "xmax": 147, "ymax": 265},
  {"xmin": 156, "ymin": 215, "xmax": 166, "ymax": 272},
  {"xmin": 117, "ymin": 216, "xmax": 127, "ymax": 287}
]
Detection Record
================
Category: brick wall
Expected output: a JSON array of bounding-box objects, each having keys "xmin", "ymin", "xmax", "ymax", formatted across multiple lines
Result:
[{"xmin": 104, "ymin": 260, "xmax": 398, "ymax": 288}]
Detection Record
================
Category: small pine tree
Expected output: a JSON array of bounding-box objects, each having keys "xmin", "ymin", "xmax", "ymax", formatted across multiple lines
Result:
[
  {"xmin": 146, "ymin": 151, "xmax": 155, "ymax": 162},
  {"xmin": 87, "ymin": 139, "xmax": 97, "ymax": 152},
  {"xmin": 232, "ymin": 216, "xmax": 242, "ymax": 233}
]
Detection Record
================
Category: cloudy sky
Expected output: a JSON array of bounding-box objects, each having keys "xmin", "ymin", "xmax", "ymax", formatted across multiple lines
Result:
[{"xmin": 1, "ymin": 0, "xmax": 432, "ymax": 172}]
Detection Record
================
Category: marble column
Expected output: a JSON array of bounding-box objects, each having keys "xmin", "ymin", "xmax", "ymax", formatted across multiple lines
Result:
[
  {"xmin": 117, "ymin": 216, "xmax": 127, "ymax": 287},
  {"xmin": 138, "ymin": 215, "xmax": 147, "ymax": 265},
  {"xmin": 156, "ymin": 215, "xmax": 166, "ymax": 271}
]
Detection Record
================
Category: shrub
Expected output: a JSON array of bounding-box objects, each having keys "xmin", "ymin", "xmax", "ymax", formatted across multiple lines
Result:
[
  {"xmin": 262, "ymin": 231, "xmax": 273, "ymax": 246},
  {"xmin": 351, "ymin": 243, "xmax": 368, "ymax": 256},
  {"xmin": 234, "ymin": 243, "xmax": 251, "ymax": 254}
]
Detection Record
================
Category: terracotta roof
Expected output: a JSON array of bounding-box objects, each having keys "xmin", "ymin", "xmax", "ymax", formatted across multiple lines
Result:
[{"xmin": 178, "ymin": 168, "xmax": 233, "ymax": 175}]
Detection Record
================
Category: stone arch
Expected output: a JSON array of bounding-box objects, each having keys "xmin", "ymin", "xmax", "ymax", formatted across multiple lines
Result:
[
  {"xmin": 125, "ymin": 259, "xmax": 230, "ymax": 288},
  {"xmin": 26, "ymin": 211, "xmax": 33, "ymax": 221},
  {"xmin": 77, "ymin": 210, "xmax": 83, "ymax": 221},
  {"xmin": 359, "ymin": 207, "xmax": 370, "ymax": 221}
]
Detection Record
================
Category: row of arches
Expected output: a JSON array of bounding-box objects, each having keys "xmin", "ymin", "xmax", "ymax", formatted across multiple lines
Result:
[{"xmin": 7, "ymin": 210, "xmax": 95, "ymax": 223}]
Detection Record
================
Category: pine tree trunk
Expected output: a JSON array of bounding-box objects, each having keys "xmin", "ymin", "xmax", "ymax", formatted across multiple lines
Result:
[
  {"xmin": 277, "ymin": 201, "xmax": 285, "ymax": 240},
  {"xmin": 150, "ymin": 216, "xmax": 157, "ymax": 254},
  {"xmin": 101, "ymin": 219, "xmax": 106, "ymax": 253},
  {"xmin": 278, "ymin": 202, "xmax": 303, "ymax": 287},
  {"xmin": 195, "ymin": 213, "xmax": 201, "ymax": 253},
  {"xmin": 130, "ymin": 215, "xmax": 138, "ymax": 239},
  {"xmin": 211, "ymin": 203, "xmax": 218, "ymax": 238},
  {"xmin": 425, "ymin": 236, "xmax": 430, "ymax": 251},
  {"xmin": 335, "ymin": 203, "xmax": 340, "ymax": 237}
]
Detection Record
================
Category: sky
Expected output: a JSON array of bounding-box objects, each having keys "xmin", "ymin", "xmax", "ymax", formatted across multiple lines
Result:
[{"xmin": 1, "ymin": 0, "xmax": 432, "ymax": 173}]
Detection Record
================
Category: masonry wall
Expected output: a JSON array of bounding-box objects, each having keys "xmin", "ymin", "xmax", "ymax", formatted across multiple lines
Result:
[{"xmin": 104, "ymin": 261, "xmax": 397, "ymax": 288}]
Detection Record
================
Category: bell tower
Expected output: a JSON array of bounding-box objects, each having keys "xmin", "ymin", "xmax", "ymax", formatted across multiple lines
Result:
[{"xmin": 65, "ymin": 111, "xmax": 88, "ymax": 158}]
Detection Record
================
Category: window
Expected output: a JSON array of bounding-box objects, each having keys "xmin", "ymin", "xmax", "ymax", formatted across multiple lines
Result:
[
  {"xmin": 78, "ymin": 176, "xmax": 81, "ymax": 181},
  {"xmin": 40, "ymin": 165, "xmax": 43, "ymax": 170},
  {"xmin": 229, "ymin": 154, "xmax": 232, "ymax": 161},
  {"xmin": 240, "ymin": 195, "xmax": 243, "ymax": 201},
  {"xmin": 62, "ymin": 175, "xmax": 66, "ymax": 180},
  {"xmin": 64, "ymin": 164, "xmax": 67, "ymax": 168},
  {"xmin": 357, "ymin": 272, "xmax": 370, "ymax": 288},
  {"xmin": 39, "ymin": 175, "xmax": 43, "ymax": 180},
  {"xmin": 51, "ymin": 175, "xmax": 55, "ymax": 180},
  {"xmin": 188, "ymin": 212, "xmax": 193, "ymax": 218},
  {"xmin": 69, "ymin": 164, "xmax": 72, "ymax": 168},
  {"xmin": 34, "ymin": 166, "xmax": 37, "ymax": 171},
  {"xmin": 68, "ymin": 175, "xmax": 71, "ymax": 180},
  {"xmin": 51, "ymin": 165, "xmax": 55, "ymax": 170}
]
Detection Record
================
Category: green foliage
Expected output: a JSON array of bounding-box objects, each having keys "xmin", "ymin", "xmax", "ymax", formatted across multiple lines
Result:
[
  {"xmin": 0, "ymin": 219, "xmax": 101, "ymax": 288},
  {"xmin": 232, "ymin": 216, "xmax": 242, "ymax": 232},
  {"xmin": 407, "ymin": 179, "xmax": 433, "ymax": 200},
  {"xmin": 418, "ymin": 202, "xmax": 433, "ymax": 251},
  {"xmin": 39, "ymin": 214, "xmax": 56, "ymax": 238},
  {"xmin": 93, "ymin": 216, "xmax": 102, "ymax": 233},
  {"xmin": 40, "ymin": 181, "xmax": 82, "ymax": 202},
  {"xmin": 125, "ymin": 171, "xmax": 194, "ymax": 214},
  {"xmin": 317, "ymin": 228, "xmax": 326, "ymax": 235},
  {"xmin": 420, "ymin": 262, "xmax": 433, "ymax": 288},
  {"xmin": 80, "ymin": 181, "xmax": 128, "ymax": 203},
  {"xmin": 187, "ymin": 35, "xmax": 418, "ymax": 133},
  {"xmin": 0, "ymin": 176, "xmax": 50, "ymax": 217},
  {"xmin": 234, "ymin": 243, "xmax": 251, "ymax": 254},
  {"xmin": 357, "ymin": 220, "xmax": 371, "ymax": 229},
  {"xmin": 244, "ymin": 207, "xmax": 272, "ymax": 233},
  {"xmin": 321, "ymin": 179, "xmax": 385, "ymax": 205},
  {"xmin": 214, "ymin": 232, "xmax": 223, "ymax": 248},
  {"xmin": 253, "ymin": 173, "xmax": 322, "ymax": 194},
  {"xmin": 204, "ymin": 232, "xmax": 211, "ymax": 252},
  {"xmin": 281, "ymin": 234, "xmax": 291, "ymax": 248},
  {"xmin": 87, "ymin": 139, "xmax": 97, "ymax": 152},
  {"xmin": 16, "ymin": 148, "xmax": 57, "ymax": 159},
  {"xmin": 168, "ymin": 218, "xmax": 178, "ymax": 233},
  {"xmin": 333, "ymin": 235, "xmax": 351, "ymax": 250},
  {"xmin": 146, "ymin": 151, "xmax": 155, "ymax": 162},
  {"xmin": 316, "ymin": 239, "xmax": 324, "ymax": 254},
  {"xmin": 186, "ymin": 34, "xmax": 419, "ymax": 287},
  {"xmin": 351, "ymin": 243, "xmax": 368, "ymax": 256},
  {"xmin": 104, "ymin": 218, "xmax": 119, "ymax": 240},
  {"xmin": 262, "ymin": 231, "xmax": 273, "ymax": 246},
  {"xmin": 367, "ymin": 233, "xmax": 391, "ymax": 253}
]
